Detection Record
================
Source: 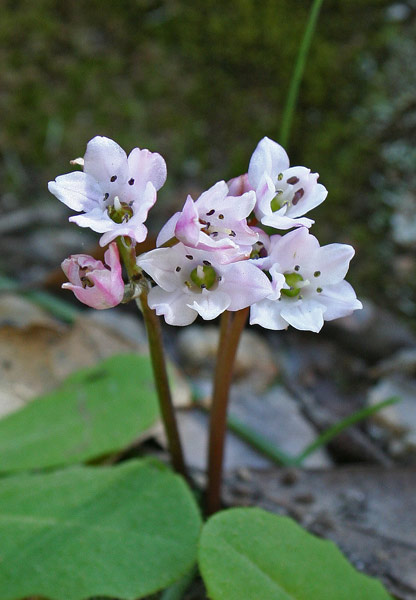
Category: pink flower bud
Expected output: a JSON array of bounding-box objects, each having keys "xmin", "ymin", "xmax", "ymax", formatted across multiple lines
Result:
[{"xmin": 61, "ymin": 242, "xmax": 124, "ymax": 309}]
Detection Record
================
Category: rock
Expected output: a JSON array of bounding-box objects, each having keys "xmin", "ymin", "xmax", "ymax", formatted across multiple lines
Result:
[
  {"xmin": 174, "ymin": 408, "xmax": 273, "ymax": 471},
  {"xmin": 371, "ymin": 347, "xmax": 416, "ymax": 377},
  {"xmin": 177, "ymin": 325, "xmax": 278, "ymax": 391},
  {"xmin": 0, "ymin": 292, "xmax": 59, "ymax": 329},
  {"xmin": 229, "ymin": 384, "xmax": 332, "ymax": 469},
  {"xmin": 368, "ymin": 375, "xmax": 416, "ymax": 456},
  {"xmin": 325, "ymin": 298, "xmax": 416, "ymax": 361}
]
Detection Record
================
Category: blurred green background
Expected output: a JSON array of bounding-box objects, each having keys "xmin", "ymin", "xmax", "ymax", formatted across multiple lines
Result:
[{"xmin": 0, "ymin": 0, "xmax": 415, "ymax": 324}]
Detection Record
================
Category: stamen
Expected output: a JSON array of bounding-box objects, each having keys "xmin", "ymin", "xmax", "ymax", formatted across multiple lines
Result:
[
  {"xmin": 277, "ymin": 173, "xmax": 283, "ymax": 181},
  {"xmin": 316, "ymin": 287, "xmax": 322, "ymax": 293},
  {"xmin": 110, "ymin": 175, "xmax": 117, "ymax": 182},
  {"xmin": 218, "ymin": 214, "xmax": 224, "ymax": 220},
  {"xmin": 104, "ymin": 193, "xmax": 109, "ymax": 200},
  {"xmin": 186, "ymin": 254, "xmax": 194, "ymax": 260},
  {"xmin": 294, "ymin": 265, "xmax": 300, "ymax": 271},
  {"xmin": 203, "ymin": 260, "xmax": 211, "ymax": 266},
  {"xmin": 175, "ymin": 266, "xmax": 181, "ymax": 272},
  {"xmin": 229, "ymin": 230, "xmax": 236, "ymax": 237},
  {"xmin": 206, "ymin": 209, "xmax": 215, "ymax": 216},
  {"xmin": 314, "ymin": 271, "xmax": 321, "ymax": 277},
  {"xmin": 128, "ymin": 178, "xmax": 135, "ymax": 185},
  {"xmin": 211, "ymin": 232, "xmax": 218, "ymax": 237},
  {"xmin": 292, "ymin": 188, "xmax": 304, "ymax": 205},
  {"xmin": 287, "ymin": 176, "xmax": 299, "ymax": 185}
]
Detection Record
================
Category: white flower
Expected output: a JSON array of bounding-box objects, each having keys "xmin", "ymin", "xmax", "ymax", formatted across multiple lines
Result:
[
  {"xmin": 138, "ymin": 243, "xmax": 272, "ymax": 326},
  {"xmin": 156, "ymin": 181, "xmax": 258, "ymax": 261},
  {"xmin": 48, "ymin": 136, "xmax": 167, "ymax": 246},
  {"xmin": 250, "ymin": 227, "xmax": 362, "ymax": 332},
  {"xmin": 248, "ymin": 137, "xmax": 327, "ymax": 230}
]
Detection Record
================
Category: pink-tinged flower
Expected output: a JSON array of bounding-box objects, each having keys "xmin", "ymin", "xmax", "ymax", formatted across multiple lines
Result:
[
  {"xmin": 227, "ymin": 173, "xmax": 253, "ymax": 196},
  {"xmin": 156, "ymin": 181, "xmax": 258, "ymax": 261},
  {"xmin": 48, "ymin": 136, "xmax": 167, "ymax": 246},
  {"xmin": 137, "ymin": 243, "xmax": 273, "ymax": 326},
  {"xmin": 250, "ymin": 227, "xmax": 362, "ymax": 332},
  {"xmin": 248, "ymin": 137, "xmax": 327, "ymax": 230},
  {"xmin": 61, "ymin": 242, "xmax": 124, "ymax": 309}
]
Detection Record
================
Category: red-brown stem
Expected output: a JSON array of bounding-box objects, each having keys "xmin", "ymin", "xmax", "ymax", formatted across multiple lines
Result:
[
  {"xmin": 206, "ymin": 307, "xmax": 249, "ymax": 515},
  {"xmin": 117, "ymin": 237, "xmax": 187, "ymax": 478},
  {"xmin": 139, "ymin": 288, "xmax": 187, "ymax": 477}
]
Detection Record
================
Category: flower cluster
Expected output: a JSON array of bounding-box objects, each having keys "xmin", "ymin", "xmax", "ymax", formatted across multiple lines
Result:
[{"xmin": 50, "ymin": 135, "xmax": 362, "ymax": 331}]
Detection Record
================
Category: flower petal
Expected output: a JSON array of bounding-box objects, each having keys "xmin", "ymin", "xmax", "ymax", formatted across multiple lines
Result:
[
  {"xmin": 148, "ymin": 287, "xmax": 197, "ymax": 326},
  {"xmin": 83, "ymin": 136, "xmax": 128, "ymax": 185},
  {"xmin": 248, "ymin": 137, "xmax": 290, "ymax": 190},
  {"xmin": 317, "ymin": 281, "xmax": 363, "ymax": 320},
  {"xmin": 187, "ymin": 289, "xmax": 230, "ymax": 320},
  {"xmin": 220, "ymin": 261, "xmax": 272, "ymax": 311},
  {"xmin": 127, "ymin": 147, "xmax": 167, "ymax": 193},
  {"xmin": 280, "ymin": 299, "xmax": 326, "ymax": 333},
  {"xmin": 48, "ymin": 172, "xmax": 103, "ymax": 212},
  {"xmin": 250, "ymin": 298, "xmax": 289, "ymax": 330}
]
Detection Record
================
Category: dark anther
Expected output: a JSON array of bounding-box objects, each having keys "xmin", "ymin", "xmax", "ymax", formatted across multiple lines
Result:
[
  {"xmin": 257, "ymin": 241, "xmax": 264, "ymax": 246},
  {"xmin": 314, "ymin": 271, "xmax": 321, "ymax": 277},
  {"xmin": 211, "ymin": 232, "xmax": 218, "ymax": 237},
  {"xmin": 229, "ymin": 230, "xmax": 236, "ymax": 237},
  {"xmin": 294, "ymin": 265, "xmax": 300, "ymax": 271},
  {"xmin": 104, "ymin": 193, "xmax": 109, "ymax": 200},
  {"xmin": 317, "ymin": 287, "xmax": 322, "ymax": 293},
  {"xmin": 218, "ymin": 214, "xmax": 224, "ymax": 220},
  {"xmin": 259, "ymin": 247, "xmax": 268, "ymax": 258},
  {"xmin": 206, "ymin": 209, "xmax": 215, "ymax": 216},
  {"xmin": 217, "ymin": 276, "xmax": 222, "ymax": 281},
  {"xmin": 287, "ymin": 176, "xmax": 300, "ymax": 185},
  {"xmin": 128, "ymin": 178, "xmax": 135, "ymax": 185},
  {"xmin": 186, "ymin": 254, "xmax": 194, "ymax": 260},
  {"xmin": 110, "ymin": 175, "xmax": 117, "ymax": 182},
  {"xmin": 292, "ymin": 188, "xmax": 304, "ymax": 205},
  {"xmin": 201, "ymin": 284, "xmax": 206, "ymax": 289},
  {"xmin": 176, "ymin": 266, "xmax": 181, "ymax": 272},
  {"xmin": 203, "ymin": 260, "xmax": 211, "ymax": 266}
]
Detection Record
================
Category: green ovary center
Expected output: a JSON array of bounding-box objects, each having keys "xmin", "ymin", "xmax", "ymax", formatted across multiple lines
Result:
[
  {"xmin": 281, "ymin": 272, "xmax": 304, "ymax": 297},
  {"xmin": 270, "ymin": 191, "xmax": 283, "ymax": 212},
  {"xmin": 108, "ymin": 202, "xmax": 133, "ymax": 224},
  {"xmin": 190, "ymin": 264, "xmax": 217, "ymax": 290}
]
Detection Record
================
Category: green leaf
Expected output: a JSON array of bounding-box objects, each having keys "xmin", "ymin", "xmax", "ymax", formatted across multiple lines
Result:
[
  {"xmin": 0, "ymin": 459, "xmax": 202, "ymax": 600},
  {"xmin": 199, "ymin": 508, "xmax": 392, "ymax": 600},
  {"xmin": 0, "ymin": 354, "xmax": 160, "ymax": 472}
]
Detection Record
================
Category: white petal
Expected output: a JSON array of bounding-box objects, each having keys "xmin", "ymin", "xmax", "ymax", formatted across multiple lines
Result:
[
  {"xmin": 317, "ymin": 281, "xmax": 362, "ymax": 320},
  {"xmin": 220, "ymin": 261, "xmax": 272, "ymax": 311},
  {"xmin": 248, "ymin": 137, "xmax": 290, "ymax": 189},
  {"xmin": 288, "ymin": 182, "xmax": 327, "ymax": 219},
  {"xmin": 315, "ymin": 243, "xmax": 355, "ymax": 285},
  {"xmin": 195, "ymin": 181, "xmax": 228, "ymax": 212},
  {"xmin": 148, "ymin": 287, "xmax": 197, "ymax": 326},
  {"xmin": 137, "ymin": 246, "xmax": 185, "ymax": 292},
  {"xmin": 127, "ymin": 147, "xmax": 167, "ymax": 193},
  {"xmin": 280, "ymin": 299, "xmax": 326, "ymax": 333},
  {"xmin": 157, "ymin": 213, "xmax": 181, "ymax": 247},
  {"xmin": 268, "ymin": 227, "xmax": 319, "ymax": 273},
  {"xmin": 250, "ymin": 299, "xmax": 288, "ymax": 330},
  {"xmin": 69, "ymin": 208, "xmax": 115, "ymax": 233},
  {"xmin": 187, "ymin": 289, "xmax": 230, "ymax": 320},
  {"xmin": 261, "ymin": 213, "xmax": 314, "ymax": 230},
  {"xmin": 83, "ymin": 136, "xmax": 128, "ymax": 185},
  {"xmin": 48, "ymin": 172, "xmax": 102, "ymax": 212}
]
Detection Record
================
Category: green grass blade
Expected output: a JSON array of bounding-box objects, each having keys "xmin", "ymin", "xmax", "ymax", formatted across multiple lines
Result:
[
  {"xmin": 280, "ymin": 0, "xmax": 324, "ymax": 147},
  {"xmin": 294, "ymin": 396, "xmax": 400, "ymax": 465}
]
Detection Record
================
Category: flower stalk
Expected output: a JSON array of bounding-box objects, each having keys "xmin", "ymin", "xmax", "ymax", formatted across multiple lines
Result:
[
  {"xmin": 206, "ymin": 307, "xmax": 249, "ymax": 515},
  {"xmin": 117, "ymin": 237, "xmax": 187, "ymax": 478}
]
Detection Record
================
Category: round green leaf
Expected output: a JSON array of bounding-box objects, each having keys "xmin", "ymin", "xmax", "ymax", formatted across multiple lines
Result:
[
  {"xmin": 0, "ymin": 459, "xmax": 202, "ymax": 599},
  {"xmin": 199, "ymin": 507, "xmax": 392, "ymax": 600},
  {"xmin": 0, "ymin": 354, "xmax": 160, "ymax": 472}
]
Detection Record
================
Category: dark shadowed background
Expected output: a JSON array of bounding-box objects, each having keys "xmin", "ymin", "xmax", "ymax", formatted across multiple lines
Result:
[{"xmin": 0, "ymin": 0, "xmax": 415, "ymax": 325}]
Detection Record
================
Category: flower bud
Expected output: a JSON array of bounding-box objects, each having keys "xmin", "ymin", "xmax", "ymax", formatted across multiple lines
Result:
[{"xmin": 61, "ymin": 242, "xmax": 124, "ymax": 309}]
